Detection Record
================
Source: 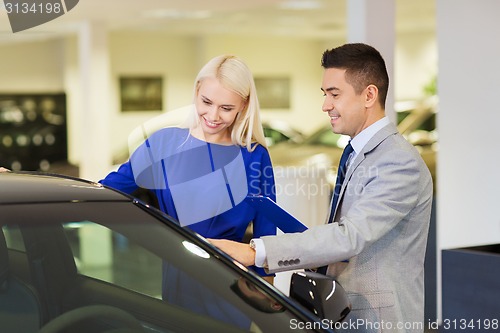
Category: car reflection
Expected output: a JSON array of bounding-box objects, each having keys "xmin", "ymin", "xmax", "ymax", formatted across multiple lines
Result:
[{"xmin": 231, "ymin": 277, "xmax": 285, "ymax": 313}]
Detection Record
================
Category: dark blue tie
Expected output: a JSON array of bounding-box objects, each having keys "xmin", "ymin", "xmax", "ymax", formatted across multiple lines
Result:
[
  {"xmin": 328, "ymin": 142, "xmax": 353, "ymax": 224},
  {"xmin": 316, "ymin": 142, "xmax": 353, "ymax": 275}
]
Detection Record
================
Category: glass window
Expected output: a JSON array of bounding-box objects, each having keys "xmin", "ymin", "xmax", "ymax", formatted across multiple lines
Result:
[
  {"xmin": 63, "ymin": 221, "xmax": 163, "ymax": 299},
  {"xmin": 2, "ymin": 225, "xmax": 25, "ymax": 252},
  {"xmin": 1, "ymin": 201, "xmax": 320, "ymax": 332},
  {"xmin": 307, "ymin": 128, "xmax": 344, "ymax": 148},
  {"xmin": 264, "ymin": 127, "xmax": 289, "ymax": 146}
]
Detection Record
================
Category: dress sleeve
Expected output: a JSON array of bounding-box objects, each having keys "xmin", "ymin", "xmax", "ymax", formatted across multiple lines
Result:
[{"xmin": 99, "ymin": 160, "xmax": 139, "ymax": 194}]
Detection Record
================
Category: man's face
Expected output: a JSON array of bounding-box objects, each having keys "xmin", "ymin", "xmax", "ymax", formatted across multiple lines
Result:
[{"xmin": 321, "ymin": 68, "xmax": 369, "ymax": 138}]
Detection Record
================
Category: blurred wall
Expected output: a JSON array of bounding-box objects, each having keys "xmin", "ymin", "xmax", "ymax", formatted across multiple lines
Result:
[
  {"xmin": 396, "ymin": 30, "xmax": 437, "ymax": 100},
  {"xmin": 0, "ymin": 31, "xmax": 436, "ymax": 171},
  {"xmin": 0, "ymin": 39, "xmax": 65, "ymax": 92}
]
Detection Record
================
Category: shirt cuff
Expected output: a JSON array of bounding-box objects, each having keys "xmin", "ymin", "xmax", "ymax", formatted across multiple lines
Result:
[{"xmin": 252, "ymin": 238, "xmax": 267, "ymax": 268}]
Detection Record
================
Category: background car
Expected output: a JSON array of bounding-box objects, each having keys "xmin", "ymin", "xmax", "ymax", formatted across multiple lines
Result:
[
  {"xmin": 0, "ymin": 172, "xmax": 350, "ymax": 333},
  {"xmin": 262, "ymin": 119, "xmax": 304, "ymax": 147},
  {"xmin": 269, "ymin": 98, "xmax": 437, "ymax": 190}
]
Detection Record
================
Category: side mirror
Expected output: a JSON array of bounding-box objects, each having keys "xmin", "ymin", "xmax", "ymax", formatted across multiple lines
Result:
[{"xmin": 289, "ymin": 271, "xmax": 351, "ymax": 323}]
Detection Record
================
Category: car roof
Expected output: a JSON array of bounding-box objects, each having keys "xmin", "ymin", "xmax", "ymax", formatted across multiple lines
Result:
[{"xmin": 0, "ymin": 172, "xmax": 129, "ymax": 204}]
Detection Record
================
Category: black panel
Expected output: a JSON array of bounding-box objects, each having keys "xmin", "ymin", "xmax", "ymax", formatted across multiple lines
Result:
[{"xmin": 0, "ymin": 93, "xmax": 67, "ymax": 172}]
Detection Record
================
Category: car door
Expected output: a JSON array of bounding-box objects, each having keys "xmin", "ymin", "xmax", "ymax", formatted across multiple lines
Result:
[{"xmin": 2, "ymin": 200, "xmax": 332, "ymax": 333}]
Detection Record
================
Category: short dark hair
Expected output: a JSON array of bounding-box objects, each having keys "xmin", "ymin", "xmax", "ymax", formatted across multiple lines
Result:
[{"xmin": 321, "ymin": 43, "xmax": 389, "ymax": 108}]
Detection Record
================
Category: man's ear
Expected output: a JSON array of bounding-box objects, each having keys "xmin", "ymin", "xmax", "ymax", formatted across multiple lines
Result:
[{"xmin": 365, "ymin": 84, "xmax": 379, "ymax": 108}]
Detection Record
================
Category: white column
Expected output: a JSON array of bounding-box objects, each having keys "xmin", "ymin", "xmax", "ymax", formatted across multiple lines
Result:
[
  {"xmin": 77, "ymin": 22, "xmax": 112, "ymax": 269},
  {"xmin": 78, "ymin": 21, "xmax": 112, "ymax": 181},
  {"xmin": 347, "ymin": 0, "xmax": 396, "ymax": 122},
  {"xmin": 436, "ymin": 0, "xmax": 500, "ymax": 322}
]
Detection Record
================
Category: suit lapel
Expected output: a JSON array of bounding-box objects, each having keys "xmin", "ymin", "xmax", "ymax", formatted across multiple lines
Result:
[{"xmin": 333, "ymin": 122, "xmax": 398, "ymax": 221}]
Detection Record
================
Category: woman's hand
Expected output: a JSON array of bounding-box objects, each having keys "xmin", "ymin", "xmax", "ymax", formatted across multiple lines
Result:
[{"xmin": 0, "ymin": 167, "xmax": 11, "ymax": 173}]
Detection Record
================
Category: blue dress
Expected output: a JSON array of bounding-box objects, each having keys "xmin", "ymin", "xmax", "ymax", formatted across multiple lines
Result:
[
  {"xmin": 100, "ymin": 127, "xmax": 276, "ymax": 251},
  {"xmin": 100, "ymin": 128, "xmax": 276, "ymax": 328}
]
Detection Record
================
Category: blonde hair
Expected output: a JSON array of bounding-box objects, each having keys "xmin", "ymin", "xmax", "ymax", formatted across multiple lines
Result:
[{"xmin": 187, "ymin": 55, "xmax": 267, "ymax": 151}]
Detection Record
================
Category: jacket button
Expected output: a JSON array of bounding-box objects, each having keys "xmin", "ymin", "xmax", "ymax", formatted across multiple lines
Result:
[
  {"xmin": 283, "ymin": 260, "xmax": 289, "ymax": 266},
  {"xmin": 278, "ymin": 260, "xmax": 284, "ymax": 267},
  {"xmin": 293, "ymin": 259, "xmax": 300, "ymax": 265}
]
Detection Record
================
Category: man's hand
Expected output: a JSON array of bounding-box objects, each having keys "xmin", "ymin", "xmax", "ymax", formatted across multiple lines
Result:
[
  {"xmin": 209, "ymin": 239, "xmax": 256, "ymax": 266},
  {"xmin": 0, "ymin": 167, "xmax": 11, "ymax": 173}
]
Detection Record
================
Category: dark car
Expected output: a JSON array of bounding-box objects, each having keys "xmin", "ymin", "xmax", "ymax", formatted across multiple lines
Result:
[{"xmin": 0, "ymin": 172, "xmax": 350, "ymax": 333}]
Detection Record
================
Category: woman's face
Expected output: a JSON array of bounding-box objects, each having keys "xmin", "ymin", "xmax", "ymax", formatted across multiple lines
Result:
[{"xmin": 195, "ymin": 77, "xmax": 245, "ymax": 143}]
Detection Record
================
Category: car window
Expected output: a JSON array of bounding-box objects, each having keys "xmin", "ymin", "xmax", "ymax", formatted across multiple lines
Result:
[
  {"xmin": 63, "ymin": 221, "xmax": 163, "ymax": 299},
  {"xmin": 398, "ymin": 110, "xmax": 436, "ymax": 132},
  {"xmin": 2, "ymin": 201, "xmax": 323, "ymax": 333},
  {"xmin": 264, "ymin": 127, "xmax": 290, "ymax": 146},
  {"xmin": 305, "ymin": 128, "xmax": 345, "ymax": 148},
  {"xmin": 3, "ymin": 225, "xmax": 25, "ymax": 251}
]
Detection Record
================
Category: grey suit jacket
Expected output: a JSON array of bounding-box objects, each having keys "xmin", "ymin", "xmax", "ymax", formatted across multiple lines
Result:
[{"xmin": 262, "ymin": 123, "xmax": 433, "ymax": 332}]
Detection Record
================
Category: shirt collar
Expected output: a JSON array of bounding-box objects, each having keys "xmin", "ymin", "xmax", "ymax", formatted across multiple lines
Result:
[{"xmin": 349, "ymin": 117, "xmax": 391, "ymax": 154}]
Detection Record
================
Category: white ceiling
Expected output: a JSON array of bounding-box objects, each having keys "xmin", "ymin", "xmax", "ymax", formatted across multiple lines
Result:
[{"xmin": 0, "ymin": 0, "xmax": 435, "ymax": 44}]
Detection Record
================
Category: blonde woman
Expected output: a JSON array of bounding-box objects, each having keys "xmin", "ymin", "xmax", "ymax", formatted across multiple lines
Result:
[{"xmin": 100, "ymin": 56, "xmax": 276, "ymax": 325}]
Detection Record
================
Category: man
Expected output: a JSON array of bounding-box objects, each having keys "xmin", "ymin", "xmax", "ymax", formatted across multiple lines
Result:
[{"xmin": 211, "ymin": 43, "xmax": 433, "ymax": 332}]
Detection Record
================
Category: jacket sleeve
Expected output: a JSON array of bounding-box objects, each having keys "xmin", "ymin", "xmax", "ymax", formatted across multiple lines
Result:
[{"xmin": 261, "ymin": 143, "xmax": 431, "ymax": 273}]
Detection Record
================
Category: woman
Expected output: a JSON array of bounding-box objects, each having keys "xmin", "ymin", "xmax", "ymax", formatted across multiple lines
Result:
[{"xmin": 100, "ymin": 55, "xmax": 276, "ymax": 326}]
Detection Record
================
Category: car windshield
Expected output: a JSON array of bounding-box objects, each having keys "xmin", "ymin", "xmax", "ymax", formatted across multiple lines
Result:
[
  {"xmin": 302, "ymin": 127, "xmax": 346, "ymax": 148},
  {"xmin": 397, "ymin": 109, "xmax": 436, "ymax": 134},
  {"xmin": 1, "ymin": 200, "xmax": 325, "ymax": 333}
]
